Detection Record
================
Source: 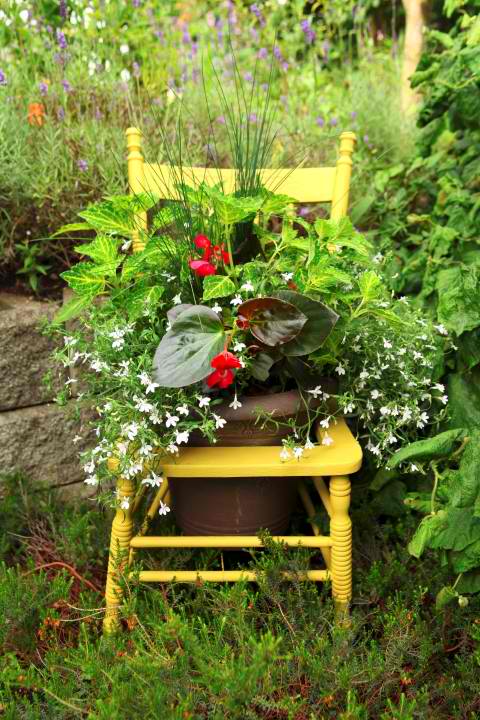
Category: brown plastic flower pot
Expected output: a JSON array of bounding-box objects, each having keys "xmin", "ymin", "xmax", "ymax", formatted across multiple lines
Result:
[{"xmin": 169, "ymin": 386, "xmax": 335, "ymax": 535}]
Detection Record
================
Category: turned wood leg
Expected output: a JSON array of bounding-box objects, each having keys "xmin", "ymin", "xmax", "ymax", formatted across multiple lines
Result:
[
  {"xmin": 103, "ymin": 476, "xmax": 135, "ymax": 635},
  {"xmin": 329, "ymin": 475, "xmax": 352, "ymax": 622}
]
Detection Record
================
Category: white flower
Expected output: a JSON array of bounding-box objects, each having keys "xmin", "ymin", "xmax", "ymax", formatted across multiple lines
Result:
[
  {"xmin": 304, "ymin": 438, "xmax": 315, "ymax": 450},
  {"xmin": 440, "ymin": 395, "xmax": 448, "ymax": 405},
  {"xmin": 399, "ymin": 296, "xmax": 409, "ymax": 304},
  {"xmin": 413, "ymin": 351, "xmax": 423, "ymax": 361},
  {"xmin": 380, "ymin": 406, "xmax": 391, "ymax": 416},
  {"xmin": 417, "ymin": 411, "xmax": 429, "ymax": 429},
  {"xmin": 410, "ymin": 464, "xmax": 419, "ymax": 472},
  {"xmin": 111, "ymin": 337, "xmax": 125, "ymax": 350},
  {"xmin": 335, "ymin": 364, "xmax": 346, "ymax": 376},
  {"xmin": 176, "ymin": 404, "xmax": 189, "ymax": 416},
  {"xmin": 280, "ymin": 448, "xmax": 291, "ymax": 461},
  {"xmin": 434, "ymin": 324, "xmax": 448, "ymax": 335},
  {"xmin": 343, "ymin": 403, "xmax": 355, "ymax": 414},
  {"xmin": 212, "ymin": 303, "xmax": 222, "ymax": 314},
  {"xmin": 120, "ymin": 43, "xmax": 130, "ymax": 54},
  {"xmin": 241, "ymin": 281, "xmax": 254, "ymax": 292},
  {"xmin": 126, "ymin": 422, "xmax": 139, "ymax": 440},
  {"xmin": 138, "ymin": 371, "xmax": 150, "ymax": 385},
  {"xmin": 322, "ymin": 434, "xmax": 334, "ymax": 447},
  {"xmin": 383, "ymin": 339, "xmax": 392, "ymax": 349},
  {"xmin": 198, "ymin": 396, "xmax": 211, "ymax": 408},
  {"xmin": 173, "ymin": 294, "xmax": 182, "ymax": 305},
  {"xmin": 230, "ymin": 295, "xmax": 243, "ymax": 306},
  {"xmin": 142, "ymin": 472, "xmax": 163, "ymax": 488},
  {"xmin": 121, "ymin": 239, "xmax": 132, "ymax": 251},
  {"xmin": 307, "ymin": 385, "xmax": 323, "ymax": 399},
  {"xmin": 120, "ymin": 68, "xmax": 131, "ymax": 82},
  {"xmin": 320, "ymin": 417, "xmax": 330, "ymax": 429},
  {"xmin": 145, "ymin": 381, "xmax": 159, "ymax": 394},
  {"xmin": 84, "ymin": 475, "xmax": 98, "ymax": 486},
  {"xmin": 433, "ymin": 383, "xmax": 445, "ymax": 392},
  {"xmin": 175, "ymin": 430, "xmax": 190, "ymax": 445},
  {"xmin": 213, "ymin": 414, "xmax": 227, "ymax": 430},
  {"xmin": 134, "ymin": 396, "xmax": 153, "ymax": 414},
  {"xmin": 401, "ymin": 408, "xmax": 413, "ymax": 423},
  {"xmin": 120, "ymin": 498, "xmax": 130, "ymax": 510},
  {"xmin": 233, "ymin": 342, "xmax": 246, "ymax": 352},
  {"xmin": 167, "ymin": 443, "xmax": 179, "ymax": 454},
  {"xmin": 159, "ymin": 501, "xmax": 171, "ymax": 516},
  {"xmin": 165, "ymin": 412, "xmax": 179, "ymax": 428},
  {"xmin": 149, "ymin": 409, "xmax": 162, "ymax": 425},
  {"xmin": 371, "ymin": 389, "xmax": 381, "ymax": 399},
  {"xmin": 72, "ymin": 435, "xmax": 82, "ymax": 445},
  {"xmin": 83, "ymin": 460, "xmax": 95, "ymax": 474},
  {"xmin": 369, "ymin": 444, "xmax": 381, "ymax": 456},
  {"xmin": 139, "ymin": 444, "xmax": 153, "ymax": 457},
  {"xmin": 372, "ymin": 253, "xmax": 383, "ymax": 264},
  {"xmin": 293, "ymin": 447, "xmax": 304, "ymax": 459},
  {"xmin": 19, "ymin": 9, "xmax": 30, "ymax": 23},
  {"xmin": 359, "ymin": 370, "xmax": 369, "ymax": 380},
  {"xmin": 281, "ymin": 272, "xmax": 293, "ymax": 282},
  {"xmin": 387, "ymin": 434, "xmax": 397, "ymax": 444},
  {"xmin": 229, "ymin": 395, "xmax": 242, "ymax": 410}
]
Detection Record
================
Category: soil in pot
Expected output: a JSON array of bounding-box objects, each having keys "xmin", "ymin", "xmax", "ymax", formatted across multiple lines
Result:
[{"xmin": 169, "ymin": 386, "xmax": 333, "ymax": 536}]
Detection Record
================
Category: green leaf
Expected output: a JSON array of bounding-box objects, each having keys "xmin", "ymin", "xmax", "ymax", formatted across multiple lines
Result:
[
  {"xmin": 388, "ymin": 429, "xmax": 466, "ymax": 469},
  {"xmin": 436, "ymin": 266, "xmax": 480, "ymax": 335},
  {"xmin": 408, "ymin": 513, "xmax": 447, "ymax": 558},
  {"xmin": 457, "ymin": 569, "xmax": 480, "ymax": 594},
  {"xmin": 259, "ymin": 190, "xmax": 296, "ymax": 216},
  {"xmin": 435, "ymin": 586, "xmax": 457, "ymax": 610},
  {"xmin": 60, "ymin": 262, "xmax": 108, "ymax": 298},
  {"xmin": 153, "ymin": 306, "xmax": 226, "ymax": 388},
  {"xmin": 78, "ymin": 195, "xmax": 155, "ymax": 237},
  {"xmin": 202, "ymin": 275, "xmax": 236, "ymax": 301},
  {"xmin": 250, "ymin": 352, "xmax": 275, "ymax": 382},
  {"xmin": 447, "ymin": 371, "xmax": 480, "ymax": 431},
  {"xmin": 430, "ymin": 508, "xmax": 480, "ymax": 552},
  {"xmin": 124, "ymin": 285, "xmax": 164, "ymax": 320},
  {"xmin": 74, "ymin": 235, "xmax": 121, "ymax": 266},
  {"xmin": 204, "ymin": 187, "xmax": 263, "ymax": 225},
  {"xmin": 358, "ymin": 271, "xmax": 383, "ymax": 302},
  {"xmin": 51, "ymin": 222, "xmax": 92, "ymax": 237},
  {"xmin": 451, "ymin": 433, "xmax": 480, "ymax": 509},
  {"xmin": 314, "ymin": 217, "xmax": 371, "ymax": 256},
  {"xmin": 275, "ymin": 290, "xmax": 339, "ymax": 356},
  {"xmin": 237, "ymin": 297, "xmax": 307, "ymax": 348},
  {"xmin": 52, "ymin": 294, "xmax": 91, "ymax": 324}
]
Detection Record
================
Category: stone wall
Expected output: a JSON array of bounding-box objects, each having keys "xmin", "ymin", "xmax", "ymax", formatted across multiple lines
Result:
[{"xmin": 0, "ymin": 292, "xmax": 90, "ymax": 489}]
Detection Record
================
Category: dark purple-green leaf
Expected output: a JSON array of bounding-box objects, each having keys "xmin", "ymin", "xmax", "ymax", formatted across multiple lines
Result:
[
  {"xmin": 237, "ymin": 297, "xmax": 307, "ymax": 347},
  {"xmin": 275, "ymin": 290, "xmax": 339, "ymax": 356}
]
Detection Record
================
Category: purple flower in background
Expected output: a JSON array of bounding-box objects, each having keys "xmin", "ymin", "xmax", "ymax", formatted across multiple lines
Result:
[
  {"xmin": 248, "ymin": 113, "xmax": 258, "ymax": 124},
  {"xmin": 59, "ymin": 0, "xmax": 67, "ymax": 19},
  {"xmin": 250, "ymin": 27, "xmax": 259, "ymax": 42},
  {"xmin": 132, "ymin": 0, "xmax": 141, "ymax": 6},
  {"xmin": 250, "ymin": 4, "xmax": 266, "ymax": 27},
  {"xmin": 244, "ymin": 71, "xmax": 254, "ymax": 83},
  {"xmin": 350, "ymin": 111, "xmax": 357, "ymax": 120},
  {"xmin": 316, "ymin": 116, "xmax": 324, "ymax": 127},
  {"xmin": 260, "ymin": 83, "xmax": 269, "ymax": 92},
  {"xmin": 95, "ymin": 107, "xmax": 103, "ymax": 120},
  {"xmin": 299, "ymin": 206, "xmax": 310, "ymax": 217},
  {"xmin": 39, "ymin": 82, "xmax": 49, "ymax": 96},
  {"xmin": 182, "ymin": 28, "xmax": 191, "ymax": 44},
  {"xmin": 321, "ymin": 40, "xmax": 330, "ymax": 62},
  {"xmin": 57, "ymin": 106, "xmax": 65, "ymax": 120},
  {"xmin": 78, "ymin": 159, "xmax": 88, "ymax": 172},
  {"xmin": 300, "ymin": 19, "xmax": 316, "ymax": 44},
  {"xmin": 280, "ymin": 94, "xmax": 288, "ymax": 107},
  {"xmin": 0, "ymin": 70, "xmax": 7, "ymax": 87},
  {"xmin": 133, "ymin": 61, "xmax": 141, "ymax": 78},
  {"xmin": 61, "ymin": 79, "xmax": 72, "ymax": 93},
  {"xmin": 216, "ymin": 115, "xmax": 226, "ymax": 124},
  {"xmin": 273, "ymin": 46, "xmax": 282, "ymax": 60},
  {"xmin": 56, "ymin": 28, "xmax": 67, "ymax": 50},
  {"xmin": 258, "ymin": 47, "xmax": 268, "ymax": 60},
  {"xmin": 330, "ymin": 117, "xmax": 338, "ymax": 127}
]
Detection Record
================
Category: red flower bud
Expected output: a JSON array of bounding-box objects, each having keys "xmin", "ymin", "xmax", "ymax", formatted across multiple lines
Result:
[{"xmin": 236, "ymin": 316, "xmax": 250, "ymax": 330}]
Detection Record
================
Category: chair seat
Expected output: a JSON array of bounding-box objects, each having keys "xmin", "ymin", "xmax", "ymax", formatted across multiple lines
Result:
[{"xmin": 161, "ymin": 419, "xmax": 361, "ymax": 478}]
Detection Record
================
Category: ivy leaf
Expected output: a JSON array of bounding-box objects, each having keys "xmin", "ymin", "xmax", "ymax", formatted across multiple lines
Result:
[
  {"xmin": 60, "ymin": 262, "xmax": 109, "ymax": 298},
  {"xmin": 275, "ymin": 290, "xmax": 338, "ymax": 356},
  {"xmin": 388, "ymin": 429, "xmax": 466, "ymax": 469},
  {"xmin": 237, "ymin": 297, "xmax": 307, "ymax": 347},
  {"xmin": 202, "ymin": 275, "xmax": 236, "ymax": 301},
  {"xmin": 52, "ymin": 293, "xmax": 91, "ymax": 324},
  {"xmin": 153, "ymin": 305, "xmax": 225, "ymax": 388},
  {"xmin": 74, "ymin": 235, "xmax": 121, "ymax": 266}
]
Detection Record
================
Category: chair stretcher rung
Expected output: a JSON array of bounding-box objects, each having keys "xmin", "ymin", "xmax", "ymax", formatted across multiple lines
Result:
[
  {"xmin": 130, "ymin": 535, "xmax": 332, "ymax": 549},
  {"xmin": 135, "ymin": 569, "xmax": 329, "ymax": 583}
]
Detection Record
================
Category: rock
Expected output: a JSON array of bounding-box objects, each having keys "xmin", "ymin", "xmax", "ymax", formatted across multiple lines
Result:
[
  {"xmin": 0, "ymin": 293, "xmax": 67, "ymax": 411},
  {"xmin": 0, "ymin": 402, "xmax": 92, "ymax": 488}
]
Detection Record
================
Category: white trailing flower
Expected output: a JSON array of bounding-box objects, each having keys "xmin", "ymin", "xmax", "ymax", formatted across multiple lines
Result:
[
  {"xmin": 120, "ymin": 497, "xmax": 130, "ymax": 510},
  {"xmin": 142, "ymin": 472, "xmax": 163, "ymax": 487},
  {"xmin": 293, "ymin": 447, "xmax": 304, "ymax": 460},
  {"xmin": 233, "ymin": 342, "xmax": 246, "ymax": 352},
  {"xmin": 198, "ymin": 396, "xmax": 211, "ymax": 408},
  {"xmin": 172, "ymin": 294, "xmax": 182, "ymax": 305},
  {"xmin": 176, "ymin": 404, "xmax": 189, "ymax": 416},
  {"xmin": 213, "ymin": 414, "xmax": 227, "ymax": 430},
  {"xmin": 304, "ymin": 438, "xmax": 315, "ymax": 450},
  {"xmin": 229, "ymin": 395, "xmax": 242, "ymax": 410},
  {"xmin": 279, "ymin": 447, "xmax": 291, "ymax": 461},
  {"xmin": 159, "ymin": 501, "xmax": 170, "ymax": 516},
  {"xmin": 165, "ymin": 412, "xmax": 179, "ymax": 428},
  {"xmin": 84, "ymin": 475, "xmax": 98, "ymax": 486},
  {"xmin": 322, "ymin": 434, "xmax": 334, "ymax": 447},
  {"xmin": 212, "ymin": 303, "xmax": 222, "ymax": 314},
  {"xmin": 307, "ymin": 385, "xmax": 323, "ymax": 399},
  {"xmin": 281, "ymin": 272, "xmax": 293, "ymax": 282},
  {"xmin": 230, "ymin": 295, "xmax": 243, "ymax": 306},
  {"xmin": 175, "ymin": 430, "xmax": 190, "ymax": 445},
  {"xmin": 241, "ymin": 281, "xmax": 254, "ymax": 292}
]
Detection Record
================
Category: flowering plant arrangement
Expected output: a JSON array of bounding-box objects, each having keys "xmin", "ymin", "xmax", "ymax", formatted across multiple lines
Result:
[{"xmin": 53, "ymin": 185, "xmax": 450, "ymax": 506}]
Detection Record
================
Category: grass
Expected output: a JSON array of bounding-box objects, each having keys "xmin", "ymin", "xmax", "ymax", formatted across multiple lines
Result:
[{"xmin": 1, "ymin": 473, "xmax": 479, "ymax": 719}]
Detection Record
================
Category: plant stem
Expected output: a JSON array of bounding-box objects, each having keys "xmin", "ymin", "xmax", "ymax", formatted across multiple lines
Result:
[
  {"xmin": 225, "ymin": 224, "xmax": 239, "ymax": 288},
  {"xmin": 430, "ymin": 463, "xmax": 441, "ymax": 515}
]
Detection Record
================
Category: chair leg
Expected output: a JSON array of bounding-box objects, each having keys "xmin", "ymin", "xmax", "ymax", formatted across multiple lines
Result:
[
  {"xmin": 103, "ymin": 475, "xmax": 135, "ymax": 635},
  {"xmin": 329, "ymin": 475, "xmax": 352, "ymax": 622}
]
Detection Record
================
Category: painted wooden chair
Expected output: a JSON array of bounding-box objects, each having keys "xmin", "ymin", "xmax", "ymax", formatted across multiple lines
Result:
[{"xmin": 103, "ymin": 128, "xmax": 361, "ymax": 633}]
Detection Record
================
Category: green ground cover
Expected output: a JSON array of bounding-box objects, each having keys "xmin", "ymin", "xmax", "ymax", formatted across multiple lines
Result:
[{"xmin": 1, "ymin": 474, "xmax": 480, "ymax": 719}]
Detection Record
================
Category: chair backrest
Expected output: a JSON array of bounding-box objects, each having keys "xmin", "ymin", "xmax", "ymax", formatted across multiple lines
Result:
[{"xmin": 126, "ymin": 127, "xmax": 356, "ymax": 252}]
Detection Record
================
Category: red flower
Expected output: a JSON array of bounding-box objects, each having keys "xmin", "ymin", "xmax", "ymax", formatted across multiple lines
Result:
[
  {"xmin": 236, "ymin": 315, "xmax": 250, "ymax": 330},
  {"xmin": 206, "ymin": 351, "xmax": 242, "ymax": 389},
  {"xmin": 190, "ymin": 260, "xmax": 216, "ymax": 277},
  {"xmin": 213, "ymin": 244, "xmax": 230, "ymax": 264},
  {"xmin": 194, "ymin": 234, "xmax": 213, "ymax": 261}
]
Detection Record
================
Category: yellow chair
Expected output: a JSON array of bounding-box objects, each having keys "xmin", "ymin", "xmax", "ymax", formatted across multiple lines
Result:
[{"xmin": 103, "ymin": 127, "xmax": 361, "ymax": 633}]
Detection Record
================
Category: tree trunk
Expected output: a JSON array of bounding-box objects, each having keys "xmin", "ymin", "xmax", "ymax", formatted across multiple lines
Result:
[{"xmin": 401, "ymin": 0, "xmax": 430, "ymax": 114}]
